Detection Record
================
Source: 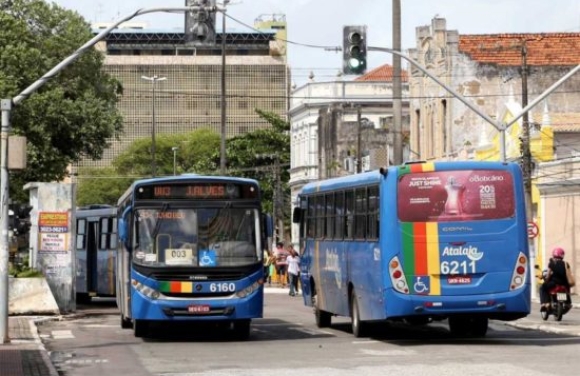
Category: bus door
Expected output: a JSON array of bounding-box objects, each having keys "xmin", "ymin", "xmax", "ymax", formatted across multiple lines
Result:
[{"xmin": 397, "ymin": 169, "xmax": 526, "ymax": 297}]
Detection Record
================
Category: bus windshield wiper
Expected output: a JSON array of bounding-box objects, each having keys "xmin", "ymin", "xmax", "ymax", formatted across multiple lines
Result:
[{"xmin": 151, "ymin": 203, "xmax": 170, "ymax": 252}]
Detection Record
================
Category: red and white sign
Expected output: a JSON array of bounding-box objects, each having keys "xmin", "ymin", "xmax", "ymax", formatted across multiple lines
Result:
[{"xmin": 528, "ymin": 221, "xmax": 539, "ymax": 239}]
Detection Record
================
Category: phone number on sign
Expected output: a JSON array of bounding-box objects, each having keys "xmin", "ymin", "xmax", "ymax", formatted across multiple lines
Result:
[{"xmin": 40, "ymin": 226, "xmax": 68, "ymax": 233}]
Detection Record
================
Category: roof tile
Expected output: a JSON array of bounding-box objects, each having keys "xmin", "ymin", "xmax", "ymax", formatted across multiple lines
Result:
[{"xmin": 459, "ymin": 33, "xmax": 580, "ymax": 66}]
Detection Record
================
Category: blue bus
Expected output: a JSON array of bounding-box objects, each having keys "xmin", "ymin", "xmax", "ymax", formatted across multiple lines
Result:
[
  {"xmin": 75, "ymin": 205, "xmax": 117, "ymax": 303},
  {"xmin": 116, "ymin": 175, "xmax": 270, "ymax": 339},
  {"xmin": 293, "ymin": 161, "xmax": 531, "ymax": 338}
]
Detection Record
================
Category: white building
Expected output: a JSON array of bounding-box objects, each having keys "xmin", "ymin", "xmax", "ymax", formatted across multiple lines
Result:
[{"xmin": 288, "ymin": 65, "xmax": 410, "ymax": 244}]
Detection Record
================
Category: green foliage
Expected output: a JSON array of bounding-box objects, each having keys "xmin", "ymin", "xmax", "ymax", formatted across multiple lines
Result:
[
  {"xmin": 9, "ymin": 255, "xmax": 43, "ymax": 278},
  {"xmin": 0, "ymin": 0, "xmax": 123, "ymax": 199},
  {"xmin": 77, "ymin": 129, "xmax": 221, "ymax": 205},
  {"xmin": 76, "ymin": 167, "xmax": 134, "ymax": 206}
]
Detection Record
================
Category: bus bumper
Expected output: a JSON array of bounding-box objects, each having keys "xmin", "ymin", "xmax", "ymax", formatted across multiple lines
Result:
[
  {"xmin": 130, "ymin": 289, "xmax": 264, "ymax": 321},
  {"xmin": 386, "ymin": 287, "xmax": 531, "ymax": 321}
]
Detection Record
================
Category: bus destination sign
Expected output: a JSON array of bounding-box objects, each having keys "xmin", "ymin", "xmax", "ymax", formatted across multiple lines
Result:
[{"xmin": 136, "ymin": 183, "xmax": 257, "ymax": 200}]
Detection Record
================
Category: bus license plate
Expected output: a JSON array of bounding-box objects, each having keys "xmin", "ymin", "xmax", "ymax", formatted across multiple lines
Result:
[
  {"xmin": 188, "ymin": 305, "xmax": 210, "ymax": 313},
  {"xmin": 557, "ymin": 293, "xmax": 567, "ymax": 301}
]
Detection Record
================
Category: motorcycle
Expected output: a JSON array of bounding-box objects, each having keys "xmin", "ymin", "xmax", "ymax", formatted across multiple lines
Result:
[{"xmin": 539, "ymin": 268, "xmax": 572, "ymax": 321}]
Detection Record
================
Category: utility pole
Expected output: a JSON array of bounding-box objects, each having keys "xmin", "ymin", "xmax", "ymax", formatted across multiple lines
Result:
[
  {"xmin": 520, "ymin": 40, "xmax": 533, "ymax": 222},
  {"xmin": 141, "ymin": 75, "xmax": 167, "ymax": 177},
  {"xmin": 392, "ymin": 0, "xmax": 403, "ymax": 165},
  {"xmin": 356, "ymin": 106, "xmax": 362, "ymax": 173},
  {"xmin": 219, "ymin": 1, "xmax": 229, "ymax": 174},
  {"xmin": 274, "ymin": 155, "xmax": 283, "ymax": 242}
]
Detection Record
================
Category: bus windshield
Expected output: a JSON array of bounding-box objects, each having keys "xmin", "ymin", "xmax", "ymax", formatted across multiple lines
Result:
[
  {"xmin": 397, "ymin": 170, "xmax": 515, "ymax": 222},
  {"xmin": 133, "ymin": 207, "xmax": 259, "ymax": 267}
]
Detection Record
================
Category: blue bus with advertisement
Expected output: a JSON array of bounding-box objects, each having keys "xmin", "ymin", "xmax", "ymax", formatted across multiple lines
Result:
[
  {"xmin": 116, "ymin": 175, "xmax": 271, "ymax": 339},
  {"xmin": 293, "ymin": 161, "xmax": 531, "ymax": 338},
  {"xmin": 74, "ymin": 205, "xmax": 117, "ymax": 303}
]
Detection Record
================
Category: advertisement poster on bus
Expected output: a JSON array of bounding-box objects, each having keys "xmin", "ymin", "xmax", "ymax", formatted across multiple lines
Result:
[{"xmin": 398, "ymin": 170, "xmax": 515, "ymax": 222}]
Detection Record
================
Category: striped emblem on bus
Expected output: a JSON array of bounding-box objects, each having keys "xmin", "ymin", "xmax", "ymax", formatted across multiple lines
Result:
[
  {"xmin": 159, "ymin": 281, "xmax": 194, "ymax": 293},
  {"xmin": 401, "ymin": 222, "xmax": 442, "ymax": 295},
  {"xmin": 398, "ymin": 162, "xmax": 435, "ymax": 175}
]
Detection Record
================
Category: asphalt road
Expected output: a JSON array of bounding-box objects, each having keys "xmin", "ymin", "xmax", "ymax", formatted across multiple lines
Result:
[{"xmin": 36, "ymin": 290, "xmax": 580, "ymax": 376}]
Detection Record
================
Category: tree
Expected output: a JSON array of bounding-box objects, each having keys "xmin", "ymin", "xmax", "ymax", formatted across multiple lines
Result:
[
  {"xmin": 0, "ymin": 0, "xmax": 123, "ymax": 201},
  {"xmin": 76, "ymin": 129, "xmax": 221, "ymax": 205},
  {"xmin": 75, "ymin": 167, "xmax": 133, "ymax": 207},
  {"xmin": 196, "ymin": 109, "xmax": 291, "ymax": 229}
]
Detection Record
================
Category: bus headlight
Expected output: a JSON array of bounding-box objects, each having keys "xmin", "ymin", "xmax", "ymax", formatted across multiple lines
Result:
[
  {"xmin": 236, "ymin": 281, "xmax": 262, "ymax": 298},
  {"xmin": 132, "ymin": 279, "xmax": 161, "ymax": 300}
]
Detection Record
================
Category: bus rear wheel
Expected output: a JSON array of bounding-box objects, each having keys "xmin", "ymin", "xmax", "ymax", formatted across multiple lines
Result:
[
  {"xmin": 313, "ymin": 292, "xmax": 331, "ymax": 328},
  {"xmin": 350, "ymin": 290, "xmax": 368, "ymax": 338}
]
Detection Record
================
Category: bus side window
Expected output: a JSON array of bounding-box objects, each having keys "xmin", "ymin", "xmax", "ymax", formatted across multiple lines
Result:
[
  {"xmin": 76, "ymin": 219, "xmax": 86, "ymax": 249},
  {"xmin": 345, "ymin": 190, "xmax": 354, "ymax": 239}
]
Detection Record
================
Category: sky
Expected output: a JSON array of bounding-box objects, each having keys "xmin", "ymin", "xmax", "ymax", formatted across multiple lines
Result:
[{"xmin": 49, "ymin": 0, "xmax": 580, "ymax": 86}]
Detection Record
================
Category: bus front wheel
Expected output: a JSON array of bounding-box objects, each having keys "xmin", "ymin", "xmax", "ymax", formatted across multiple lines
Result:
[
  {"xmin": 350, "ymin": 290, "xmax": 368, "ymax": 338},
  {"xmin": 133, "ymin": 319, "xmax": 148, "ymax": 338},
  {"xmin": 233, "ymin": 320, "xmax": 251, "ymax": 340},
  {"xmin": 121, "ymin": 315, "xmax": 132, "ymax": 329}
]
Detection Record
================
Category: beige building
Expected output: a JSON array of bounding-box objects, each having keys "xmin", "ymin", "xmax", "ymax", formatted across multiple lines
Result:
[
  {"xmin": 76, "ymin": 15, "xmax": 289, "ymax": 171},
  {"xmin": 408, "ymin": 16, "xmax": 580, "ymax": 291}
]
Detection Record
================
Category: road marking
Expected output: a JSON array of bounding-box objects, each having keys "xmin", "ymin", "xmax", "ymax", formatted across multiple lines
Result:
[
  {"xmin": 64, "ymin": 359, "xmax": 109, "ymax": 364},
  {"xmin": 51, "ymin": 330, "xmax": 75, "ymax": 339}
]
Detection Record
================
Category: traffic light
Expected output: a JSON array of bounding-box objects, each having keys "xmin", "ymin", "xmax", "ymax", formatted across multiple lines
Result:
[
  {"xmin": 9, "ymin": 203, "xmax": 32, "ymax": 235},
  {"xmin": 185, "ymin": 0, "xmax": 217, "ymax": 45},
  {"xmin": 343, "ymin": 25, "xmax": 367, "ymax": 75}
]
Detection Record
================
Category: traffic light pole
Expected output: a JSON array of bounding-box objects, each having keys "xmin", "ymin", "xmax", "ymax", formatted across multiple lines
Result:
[{"xmin": 0, "ymin": 4, "xmax": 222, "ymax": 345}]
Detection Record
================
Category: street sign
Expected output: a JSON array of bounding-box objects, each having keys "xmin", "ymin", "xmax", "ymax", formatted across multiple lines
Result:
[{"xmin": 528, "ymin": 221, "xmax": 539, "ymax": 239}]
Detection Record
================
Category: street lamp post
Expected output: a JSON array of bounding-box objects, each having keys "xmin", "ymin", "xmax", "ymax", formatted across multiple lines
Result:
[
  {"xmin": 141, "ymin": 75, "xmax": 167, "ymax": 177},
  {"xmin": 172, "ymin": 146, "xmax": 179, "ymax": 175}
]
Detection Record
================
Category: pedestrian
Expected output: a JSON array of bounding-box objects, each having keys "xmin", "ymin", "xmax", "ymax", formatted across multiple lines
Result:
[
  {"xmin": 274, "ymin": 242, "xmax": 289, "ymax": 288},
  {"xmin": 286, "ymin": 245, "xmax": 300, "ymax": 296},
  {"xmin": 263, "ymin": 249, "xmax": 276, "ymax": 285}
]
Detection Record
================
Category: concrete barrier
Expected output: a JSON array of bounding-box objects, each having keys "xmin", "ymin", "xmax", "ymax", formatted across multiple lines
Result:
[{"xmin": 9, "ymin": 277, "xmax": 60, "ymax": 315}]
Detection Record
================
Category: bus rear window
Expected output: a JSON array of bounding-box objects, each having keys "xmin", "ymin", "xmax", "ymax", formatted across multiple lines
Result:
[{"xmin": 398, "ymin": 170, "xmax": 515, "ymax": 222}]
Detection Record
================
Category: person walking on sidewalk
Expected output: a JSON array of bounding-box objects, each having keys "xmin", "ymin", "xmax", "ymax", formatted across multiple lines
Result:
[{"xmin": 286, "ymin": 245, "xmax": 300, "ymax": 296}]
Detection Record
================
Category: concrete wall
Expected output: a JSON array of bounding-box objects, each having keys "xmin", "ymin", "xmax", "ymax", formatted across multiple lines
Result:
[
  {"xmin": 24, "ymin": 182, "xmax": 76, "ymax": 313},
  {"xmin": 9, "ymin": 277, "xmax": 60, "ymax": 315}
]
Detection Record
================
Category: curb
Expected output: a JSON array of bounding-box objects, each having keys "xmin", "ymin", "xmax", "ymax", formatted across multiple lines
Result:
[{"xmin": 30, "ymin": 317, "xmax": 61, "ymax": 376}]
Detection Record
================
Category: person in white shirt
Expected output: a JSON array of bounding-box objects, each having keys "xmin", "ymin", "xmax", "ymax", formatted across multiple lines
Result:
[{"xmin": 286, "ymin": 245, "xmax": 301, "ymax": 296}]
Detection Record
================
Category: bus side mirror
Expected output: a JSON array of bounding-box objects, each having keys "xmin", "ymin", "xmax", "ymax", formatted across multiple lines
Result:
[
  {"xmin": 118, "ymin": 208, "xmax": 132, "ymax": 251},
  {"xmin": 292, "ymin": 207, "xmax": 302, "ymax": 224},
  {"xmin": 263, "ymin": 214, "xmax": 273, "ymax": 238}
]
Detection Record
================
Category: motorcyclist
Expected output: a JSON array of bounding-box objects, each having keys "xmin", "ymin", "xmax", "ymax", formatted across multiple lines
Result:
[{"xmin": 539, "ymin": 247, "xmax": 571, "ymax": 310}]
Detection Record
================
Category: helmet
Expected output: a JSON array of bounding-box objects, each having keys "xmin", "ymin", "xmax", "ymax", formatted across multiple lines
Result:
[{"xmin": 552, "ymin": 247, "xmax": 565, "ymax": 259}]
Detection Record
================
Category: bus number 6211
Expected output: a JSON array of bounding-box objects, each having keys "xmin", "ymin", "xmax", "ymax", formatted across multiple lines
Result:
[{"xmin": 441, "ymin": 260, "xmax": 476, "ymax": 275}]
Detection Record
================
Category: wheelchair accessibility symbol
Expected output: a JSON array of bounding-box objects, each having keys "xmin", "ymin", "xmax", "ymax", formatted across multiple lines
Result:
[
  {"xmin": 199, "ymin": 250, "xmax": 216, "ymax": 267},
  {"xmin": 413, "ymin": 276, "xmax": 430, "ymax": 295}
]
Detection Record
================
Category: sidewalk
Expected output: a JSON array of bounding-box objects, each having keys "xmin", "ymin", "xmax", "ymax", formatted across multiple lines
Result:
[{"xmin": 0, "ymin": 316, "xmax": 59, "ymax": 376}]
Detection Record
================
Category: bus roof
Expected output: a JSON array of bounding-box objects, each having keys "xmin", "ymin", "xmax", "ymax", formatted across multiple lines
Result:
[{"xmin": 299, "ymin": 161, "xmax": 519, "ymax": 195}]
